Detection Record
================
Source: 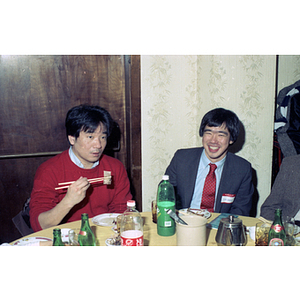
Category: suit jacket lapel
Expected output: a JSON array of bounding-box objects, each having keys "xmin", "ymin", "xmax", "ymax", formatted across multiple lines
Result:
[
  {"xmin": 215, "ymin": 153, "xmax": 232, "ymax": 211},
  {"xmin": 184, "ymin": 148, "xmax": 203, "ymax": 206}
]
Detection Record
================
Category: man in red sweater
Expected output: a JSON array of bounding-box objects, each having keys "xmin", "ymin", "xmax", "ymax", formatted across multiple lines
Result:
[{"xmin": 29, "ymin": 105, "xmax": 132, "ymax": 232}]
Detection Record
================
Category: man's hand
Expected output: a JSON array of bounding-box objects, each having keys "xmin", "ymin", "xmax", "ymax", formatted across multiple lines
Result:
[
  {"xmin": 64, "ymin": 176, "xmax": 90, "ymax": 206},
  {"xmin": 38, "ymin": 177, "xmax": 90, "ymax": 230}
]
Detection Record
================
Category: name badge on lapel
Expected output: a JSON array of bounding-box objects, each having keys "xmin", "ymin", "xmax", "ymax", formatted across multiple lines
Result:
[{"xmin": 221, "ymin": 194, "xmax": 236, "ymax": 204}]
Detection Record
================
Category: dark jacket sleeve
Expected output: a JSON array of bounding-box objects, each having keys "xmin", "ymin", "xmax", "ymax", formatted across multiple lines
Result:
[
  {"xmin": 260, "ymin": 155, "xmax": 300, "ymax": 221},
  {"xmin": 165, "ymin": 148, "xmax": 202, "ymax": 210}
]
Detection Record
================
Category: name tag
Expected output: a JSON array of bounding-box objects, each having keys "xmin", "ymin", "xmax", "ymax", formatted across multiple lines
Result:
[{"xmin": 221, "ymin": 194, "xmax": 236, "ymax": 204}]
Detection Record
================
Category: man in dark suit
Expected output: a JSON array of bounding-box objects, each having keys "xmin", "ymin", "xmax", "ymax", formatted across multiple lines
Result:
[
  {"xmin": 165, "ymin": 108, "xmax": 254, "ymax": 216},
  {"xmin": 260, "ymin": 154, "xmax": 300, "ymax": 222}
]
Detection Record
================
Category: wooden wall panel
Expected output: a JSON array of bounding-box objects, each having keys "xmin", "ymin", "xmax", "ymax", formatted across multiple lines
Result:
[
  {"xmin": 0, "ymin": 55, "xmax": 141, "ymax": 243},
  {"xmin": 127, "ymin": 56, "xmax": 142, "ymax": 211}
]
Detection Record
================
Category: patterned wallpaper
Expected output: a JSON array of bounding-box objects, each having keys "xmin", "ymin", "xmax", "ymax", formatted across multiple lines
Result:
[
  {"xmin": 141, "ymin": 55, "xmax": 292, "ymax": 217},
  {"xmin": 277, "ymin": 55, "xmax": 300, "ymax": 89}
]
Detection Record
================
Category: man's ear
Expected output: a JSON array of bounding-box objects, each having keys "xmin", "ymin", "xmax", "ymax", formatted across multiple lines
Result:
[{"xmin": 68, "ymin": 135, "xmax": 75, "ymax": 146}]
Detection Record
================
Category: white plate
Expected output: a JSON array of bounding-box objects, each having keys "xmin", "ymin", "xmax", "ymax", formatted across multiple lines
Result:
[
  {"xmin": 179, "ymin": 208, "xmax": 211, "ymax": 219},
  {"xmin": 13, "ymin": 236, "xmax": 52, "ymax": 246},
  {"xmin": 92, "ymin": 213, "xmax": 121, "ymax": 226}
]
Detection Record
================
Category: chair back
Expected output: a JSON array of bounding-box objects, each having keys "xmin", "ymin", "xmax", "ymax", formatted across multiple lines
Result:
[{"xmin": 12, "ymin": 198, "xmax": 34, "ymax": 236}]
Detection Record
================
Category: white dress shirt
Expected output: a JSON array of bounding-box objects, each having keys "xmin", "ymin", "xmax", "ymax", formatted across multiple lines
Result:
[
  {"xmin": 189, "ymin": 151, "xmax": 226, "ymax": 210},
  {"xmin": 68, "ymin": 146, "xmax": 99, "ymax": 169}
]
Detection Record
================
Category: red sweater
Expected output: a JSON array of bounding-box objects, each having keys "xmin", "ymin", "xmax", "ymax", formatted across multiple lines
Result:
[{"xmin": 29, "ymin": 150, "xmax": 132, "ymax": 232}]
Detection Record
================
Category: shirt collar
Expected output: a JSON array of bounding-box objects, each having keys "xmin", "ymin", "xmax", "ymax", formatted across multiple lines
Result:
[
  {"xmin": 201, "ymin": 150, "xmax": 226, "ymax": 169},
  {"xmin": 69, "ymin": 146, "xmax": 99, "ymax": 169}
]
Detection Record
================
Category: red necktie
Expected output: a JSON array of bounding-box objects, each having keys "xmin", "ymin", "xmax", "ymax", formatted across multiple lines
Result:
[{"xmin": 201, "ymin": 163, "xmax": 217, "ymax": 212}]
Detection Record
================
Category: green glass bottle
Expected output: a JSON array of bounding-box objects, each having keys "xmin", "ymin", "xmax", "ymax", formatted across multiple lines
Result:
[
  {"xmin": 268, "ymin": 209, "xmax": 286, "ymax": 246},
  {"xmin": 52, "ymin": 228, "xmax": 65, "ymax": 246},
  {"xmin": 78, "ymin": 213, "xmax": 96, "ymax": 246},
  {"xmin": 157, "ymin": 175, "xmax": 176, "ymax": 236}
]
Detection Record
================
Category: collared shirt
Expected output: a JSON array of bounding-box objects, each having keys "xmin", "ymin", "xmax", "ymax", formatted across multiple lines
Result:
[
  {"xmin": 68, "ymin": 146, "xmax": 99, "ymax": 169},
  {"xmin": 189, "ymin": 151, "xmax": 226, "ymax": 210}
]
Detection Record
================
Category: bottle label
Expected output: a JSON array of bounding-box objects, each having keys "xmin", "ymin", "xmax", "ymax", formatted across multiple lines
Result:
[
  {"xmin": 271, "ymin": 224, "xmax": 283, "ymax": 233},
  {"xmin": 79, "ymin": 230, "xmax": 87, "ymax": 236},
  {"xmin": 121, "ymin": 230, "xmax": 143, "ymax": 246},
  {"xmin": 269, "ymin": 238, "xmax": 284, "ymax": 246},
  {"xmin": 157, "ymin": 202, "xmax": 175, "ymax": 228}
]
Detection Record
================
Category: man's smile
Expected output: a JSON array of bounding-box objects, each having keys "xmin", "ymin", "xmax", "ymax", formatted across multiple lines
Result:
[{"xmin": 208, "ymin": 145, "xmax": 219, "ymax": 151}]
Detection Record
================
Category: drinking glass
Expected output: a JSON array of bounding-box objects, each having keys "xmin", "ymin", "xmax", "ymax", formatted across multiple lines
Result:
[
  {"xmin": 68, "ymin": 229, "xmax": 80, "ymax": 246},
  {"xmin": 283, "ymin": 216, "xmax": 295, "ymax": 246},
  {"xmin": 283, "ymin": 216, "xmax": 295, "ymax": 236},
  {"xmin": 151, "ymin": 200, "xmax": 157, "ymax": 223},
  {"xmin": 255, "ymin": 222, "xmax": 271, "ymax": 246},
  {"xmin": 116, "ymin": 214, "xmax": 122, "ymax": 234}
]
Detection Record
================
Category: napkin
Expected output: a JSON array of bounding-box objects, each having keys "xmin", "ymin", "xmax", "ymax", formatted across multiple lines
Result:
[{"xmin": 247, "ymin": 226, "xmax": 256, "ymax": 241}]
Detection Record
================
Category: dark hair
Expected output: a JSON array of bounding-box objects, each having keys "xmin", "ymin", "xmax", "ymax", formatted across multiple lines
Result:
[
  {"xmin": 199, "ymin": 108, "xmax": 240, "ymax": 143},
  {"xmin": 65, "ymin": 104, "xmax": 113, "ymax": 139}
]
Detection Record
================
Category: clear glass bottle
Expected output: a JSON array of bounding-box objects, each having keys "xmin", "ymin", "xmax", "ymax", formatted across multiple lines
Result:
[
  {"xmin": 52, "ymin": 228, "xmax": 65, "ymax": 246},
  {"xmin": 120, "ymin": 200, "xmax": 143, "ymax": 246},
  {"xmin": 268, "ymin": 209, "xmax": 286, "ymax": 246},
  {"xmin": 78, "ymin": 213, "xmax": 96, "ymax": 246},
  {"xmin": 156, "ymin": 175, "xmax": 176, "ymax": 236}
]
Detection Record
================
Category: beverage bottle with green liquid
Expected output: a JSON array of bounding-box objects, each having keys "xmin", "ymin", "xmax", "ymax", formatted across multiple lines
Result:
[
  {"xmin": 268, "ymin": 208, "xmax": 286, "ymax": 246},
  {"xmin": 78, "ymin": 213, "xmax": 96, "ymax": 246},
  {"xmin": 52, "ymin": 228, "xmax": 65, "ymax": 246},
  {"xmin": 157, "ymin": 175, "xmax": 175, "ymax": 236}
]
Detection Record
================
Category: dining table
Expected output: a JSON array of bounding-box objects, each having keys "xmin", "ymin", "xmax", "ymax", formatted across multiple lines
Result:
[{"xmin": 10, "ymin": 211, "xmax": 263, "ymax": 246}]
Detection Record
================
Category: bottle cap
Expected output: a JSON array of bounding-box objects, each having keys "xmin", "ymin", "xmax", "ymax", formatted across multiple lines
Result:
[
  {"xmin": 162, "ymin": 175, "xmax": 169, "ymax": 180},
  {"xmin": 127, "ymin": 200, "xmax": 136, "ymax": 207}
]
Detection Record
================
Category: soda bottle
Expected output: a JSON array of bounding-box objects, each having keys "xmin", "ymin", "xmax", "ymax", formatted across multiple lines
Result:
[
  {"xmin": 268, "ymin": 209, "xmax": 286, "ymax": 246},
  {"xmin": 156, "ymin": 175, "xmax": 176, "ymax": 236},
  {"xmin": 120, "ymin": 200, "xmax": 143, "ymax": 246},
  {"xmin": 52, "ymin": 228, "xmax": 65, "ymax": 246},
  {"xmin": 78, "ymin": 213, "xmax": 96, "ymax": 246}
]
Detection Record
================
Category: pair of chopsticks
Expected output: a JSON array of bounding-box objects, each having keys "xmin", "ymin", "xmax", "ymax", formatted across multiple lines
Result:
[{"xmin": 55, "ymin": 171, "xmax": 111, "ymax": 190}]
